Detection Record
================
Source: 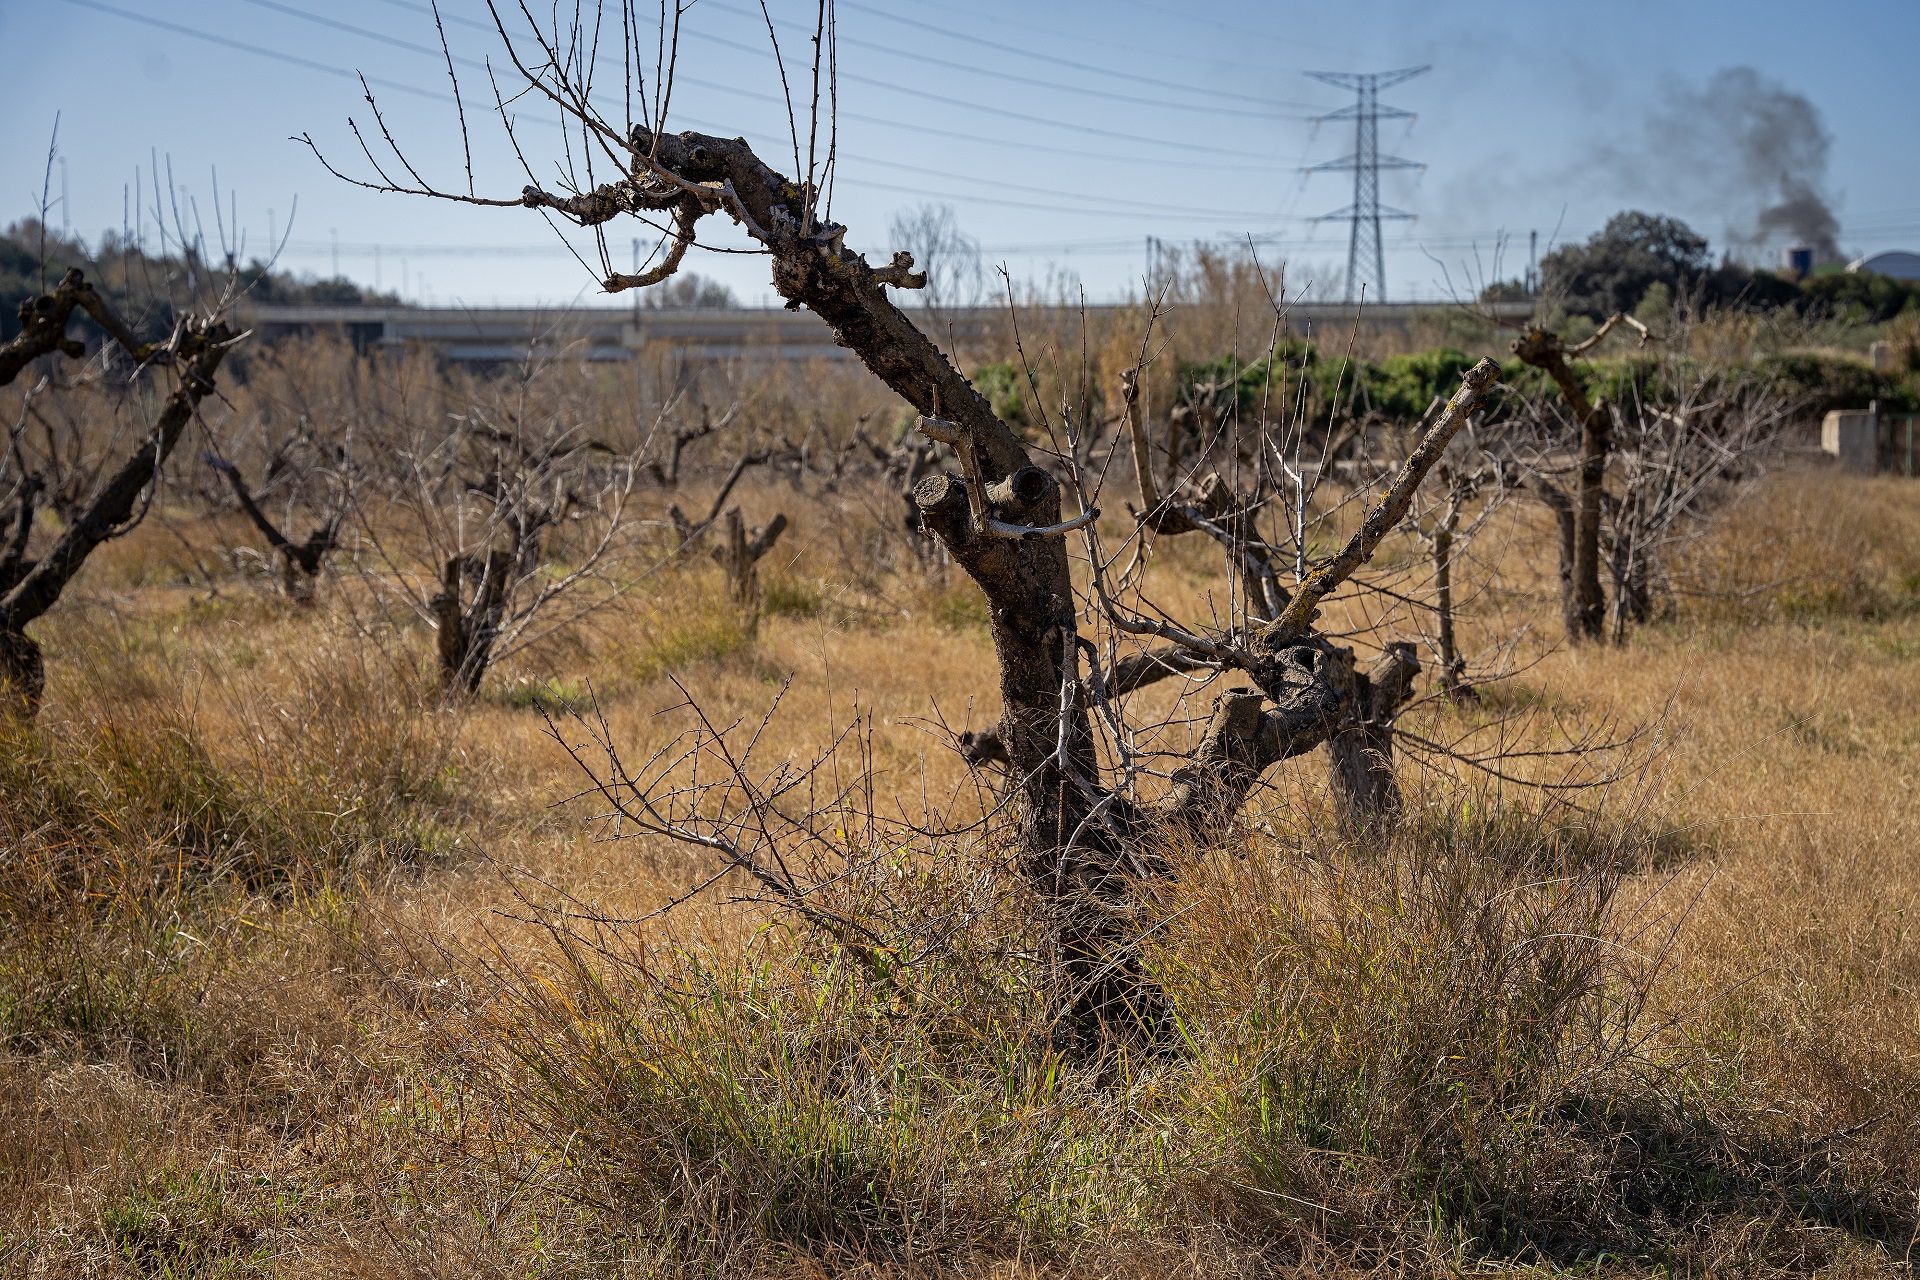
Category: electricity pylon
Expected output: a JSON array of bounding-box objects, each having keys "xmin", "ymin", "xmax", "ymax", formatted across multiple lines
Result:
[{"xmin": 1304, "ymin": 66, "xmax": 1429, "ymax": 302}]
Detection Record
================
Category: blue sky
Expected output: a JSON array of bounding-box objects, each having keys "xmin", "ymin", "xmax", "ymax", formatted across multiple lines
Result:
[{"xmin": 6, "ymin": 0, "xmax": 1918, "ymax": 307}]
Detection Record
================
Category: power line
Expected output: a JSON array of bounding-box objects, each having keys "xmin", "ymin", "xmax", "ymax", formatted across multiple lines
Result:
[
  {"xmin": 365, "ymin": 0, "xmax": 1284, "ymax": 171},
  {"xmin": 77, "ymin": 0, "xmax": 1502, "ymax": 287},
  {"xmin": 708, "ymin": 0, "xmax": 1327, "ymax": 120},
  {"xmin": 836, "ymin": 0, "xmax": 1313, "ymax": 110},
  {"xmin": 679, "ymin": 26, "xmax": 1278, "ymax": 159},
  {"xmin": 1303, "ymin": 66, "xmax": 1429, "ymax": 301},
  {"xmin": 353, "ymin": 0, "xmax": 1293, "ymax": 158},
  {"xmin": 1117, "ymin": 0, "xmax": 1363, "ymax": 60},
  {"xmin": 832, "ymin": 174, "xmax": 1288, "ymax": 223},
  {"xmin": 235, "ymin": 0, "xmax": 451, "ymax": 59},
  {"xmin": 62, "ymin": 0, "xmax": 450, "ymax": 105},
  {"xmin": 237, "ymin": 0, "xmax": 1298, "ymax": 216},
  {"xmin": 277, "ymin": 225, "xmax": 1567, "ymax": 262},
  {"xmin": 78, "ymin": 0, "xmax": 1299, "ymax": 228}
]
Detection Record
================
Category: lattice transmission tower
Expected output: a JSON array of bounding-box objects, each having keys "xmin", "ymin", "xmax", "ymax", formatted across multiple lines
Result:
[{"xmin": 1304, "ymin": 66, "xmax": 1429, "ymax": 302}]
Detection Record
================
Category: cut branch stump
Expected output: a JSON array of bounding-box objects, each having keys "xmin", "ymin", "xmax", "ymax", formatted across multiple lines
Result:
[
  {"xmin": 432, "ymin": 549, "xmax": 512, "ymax": 694},
  {"xmin": 711, "ymin": 507, "xmax": 789, "ymax": 613}
]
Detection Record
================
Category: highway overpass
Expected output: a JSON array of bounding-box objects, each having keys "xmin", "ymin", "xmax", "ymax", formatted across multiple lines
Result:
[{"xmin": 243, "ymin": 300, "xmax": 1533, "ymax": 364}]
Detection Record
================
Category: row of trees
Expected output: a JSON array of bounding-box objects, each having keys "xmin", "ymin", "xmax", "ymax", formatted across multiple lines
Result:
[
  {"xmin": 0, "ymin": 247, "xmax": 1794, "ymax": 713},
  {"xmin": 0, "ymin": 250, "xmax": 969, "ymax": 711},
  {"xmin": 0, "ymin": 268, "xmax": 237, "ymax": 708},
  {"xmin": 1489, "ymin": 210, "xmax": 1920, "ymax": 325},
  {"xmin": 273, "ymin": 0, "xmax": 1817, "ymax": 1046},
  {"xmin": 3, "ymin": 1, "xmax": 1805, "ymax": 1046}
]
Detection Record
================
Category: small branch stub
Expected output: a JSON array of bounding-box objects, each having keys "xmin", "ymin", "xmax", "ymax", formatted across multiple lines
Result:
[{"xmin": 915, "ymin": 417, "xmax": 1095, "ymax": 539}]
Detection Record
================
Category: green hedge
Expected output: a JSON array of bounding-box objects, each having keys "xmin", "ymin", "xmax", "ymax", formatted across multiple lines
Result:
[{"xmin": 1165, "ymin": 342, "xmax": 1920, "ymax": 430}]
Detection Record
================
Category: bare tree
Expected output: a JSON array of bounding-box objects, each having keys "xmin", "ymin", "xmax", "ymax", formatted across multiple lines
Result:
[
  {"xmin": 645, "ymin": 400, "xmax": 734, "ymax": 487},
  {"xmin": 665, "ymin": 440, "xmax": 770, "ymax": 550},
  {"xmin": 887, "ymin": 203, "xmax": 984, "ymax": 334},
  {"xmin": 712, "ymin": 506, "xmax": 789, "ymax": 612},
  {"xmin": 1600, "ymin": 358, "xmax": 1796, "ymax": 638},
  {"xmin": 1397, "ymin": 406, "xmax": 1518, "ymax": 700},
  {"xmin": 305, "ymin": 1, "xmax": 1503, "ymax": 1038},
  {"xmin": 1508, "ymin": 313, "xmax": 1648, "ymax": 641},
  {"xmin": 1324, "ymin": 640, "xmax": 1420, "ymax": 824},
  {"xmin": 204, "ymin": 454, "xmax": 346, "ymax": 599},
  {"xmin": 0, "ymin": 269, "xmax": 238, "ymax": 713},
  {"xmin": 347, "ymin": 350, "xmax": 645, "ymax": 694},
  {"xmin": 1507, "ymin": 314, "xmax": 1790, "ymax": 643}
]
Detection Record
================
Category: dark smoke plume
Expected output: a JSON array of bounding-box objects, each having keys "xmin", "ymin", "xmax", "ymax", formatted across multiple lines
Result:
[
  {"xmin": 1753, "ymin": 178, "xmax": 1840, "ymax": 260},
  {"xmin": 1603, "ymin": 66, "xmax": 1842, "ymax": 262}
]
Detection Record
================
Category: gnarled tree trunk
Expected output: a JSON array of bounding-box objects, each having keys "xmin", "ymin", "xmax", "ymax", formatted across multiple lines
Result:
[
  {"xmin": 1529, "ymin": 476, "xmax": 1580, "ymax": 640},
  {"xmin": 408, "ymin": 121, "xmax": 1499, "ymax": 1040},
  {"xmin": 0, "ymin": 295, "xmax": 232, "ymax": 716},
  {"xmin": 1326, "ymin": 641, "xmax": 1421, "ymax": 824},
  {"xmin": 1513, "ymin": 328, "xmax": 1608, "ymax": 642},
  {"xmin": 1512, "ymin": 315, "xmax": 1647, "ymax": 645},
  {"xmin": 207, "ymin": 456, "xmax": 341, "ymax": 600},
  {"xmin": 432, "ymin": 549, "xmax": 512, "ymax": 695},
  {"xmin": 713, "ymin": 508, "xmax": 789, "ymax": 611}
]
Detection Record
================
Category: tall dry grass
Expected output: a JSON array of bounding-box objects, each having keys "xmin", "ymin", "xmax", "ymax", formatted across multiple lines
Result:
[{"xmin": 2, "ymin": 316, "xmax": 1919, "ymax": 1274}]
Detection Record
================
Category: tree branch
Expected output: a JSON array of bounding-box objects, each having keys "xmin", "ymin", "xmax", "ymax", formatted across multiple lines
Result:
[
  {"xmin": 1257, "ymin": 357, "xmax": 1501, "ymax": 651},
  {"xmin": 0, "ymin": 319, "xmax": 236, "ymax": 632},
  {"xmin": 0, "ymin": 269, "xmax": 159, "ymax": 387}
]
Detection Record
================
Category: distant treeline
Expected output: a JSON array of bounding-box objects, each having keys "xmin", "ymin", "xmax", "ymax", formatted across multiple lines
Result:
[
  {"xmin": 1486, "ymin": 211, "xmax": 1920, "ymax": 324},
  {"xmin": 0, "ymin": 218, "xmax": 399, "ymax": 344}
]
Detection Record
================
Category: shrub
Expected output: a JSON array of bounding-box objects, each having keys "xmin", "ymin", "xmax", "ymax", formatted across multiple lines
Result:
[
  {"xmin": 501, "ymin": 675, "xmax": 590, "ymax": 713},
  {"xmin": 762, "ymin": 574, "xmax": 827, "ymax": 618}
]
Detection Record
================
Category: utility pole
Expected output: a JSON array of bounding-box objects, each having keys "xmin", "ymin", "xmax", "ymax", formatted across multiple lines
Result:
[
  {"xmin": 1143, "ymin": 235, "xmax": 1165, "ymax": 294},
  {"xmin": 1304, "ymin": 66, "xmax": 1428, "ymax": 303}
]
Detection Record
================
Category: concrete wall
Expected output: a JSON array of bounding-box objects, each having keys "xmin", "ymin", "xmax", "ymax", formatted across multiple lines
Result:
[{"xmin": 1823, "ymin": 410, "xmax": 1879, "ymax": 474}]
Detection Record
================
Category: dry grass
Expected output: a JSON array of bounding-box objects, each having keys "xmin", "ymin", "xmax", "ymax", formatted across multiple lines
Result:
[{"xmin": 3, "ymin": 359, "xmax": 1920, "ymax": 1276}]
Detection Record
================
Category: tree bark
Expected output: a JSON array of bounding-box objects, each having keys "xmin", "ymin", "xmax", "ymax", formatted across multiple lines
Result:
[
  {"xmin": 712, "ymin": 508, "xmax": 788, "ymax": 609},
  {"xmin": 0, "ymin": 474, "xmax": 42, "ymax": 596},
  {"xmin": 1529, "ymin": 476, "xmax": 1580, "ymax": 642},
  {"xmin": 0, "ymin": 318, "xmax": 233, "ymax": 717},
  {"xmin": 1433, "ymin": 523, "xmax": 1464, "ymax": 695},
  {"xmin": 432, "ymin": 549, "xmax": 512, "ymax": 694},
  {"xmin": 1512, "ymin": 327, "xmax": 1608, "ymax": 642},
  {"xmin": 1572, "ymin": 406, "xmax": 1612, "ymax": 641},
  {"xmin": 529, "ymin": 127, "xmax": 1496, "ymax": 1041},
  {"xmin": 1326, "ymin": 642, "xmax": 1421, "ymax": 824}
]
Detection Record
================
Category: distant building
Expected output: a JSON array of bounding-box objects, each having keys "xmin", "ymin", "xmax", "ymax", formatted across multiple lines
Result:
[
  {"xmin": 1846, "ymin": 250, "xmax": 1920, "ymax": 281},
  {"xmin": 1823, "ymin": 404, "xmax": 1920, "ymax": 477}
]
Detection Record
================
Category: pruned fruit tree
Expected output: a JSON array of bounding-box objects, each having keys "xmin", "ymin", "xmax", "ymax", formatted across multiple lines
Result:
[
  {"xmin": 1, "ymin": 269, "xmax": 240, "ymax": 714},
  {"xmin": 307, "ymin": 1, "xmax": 1502, "ymax": 1039}
]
